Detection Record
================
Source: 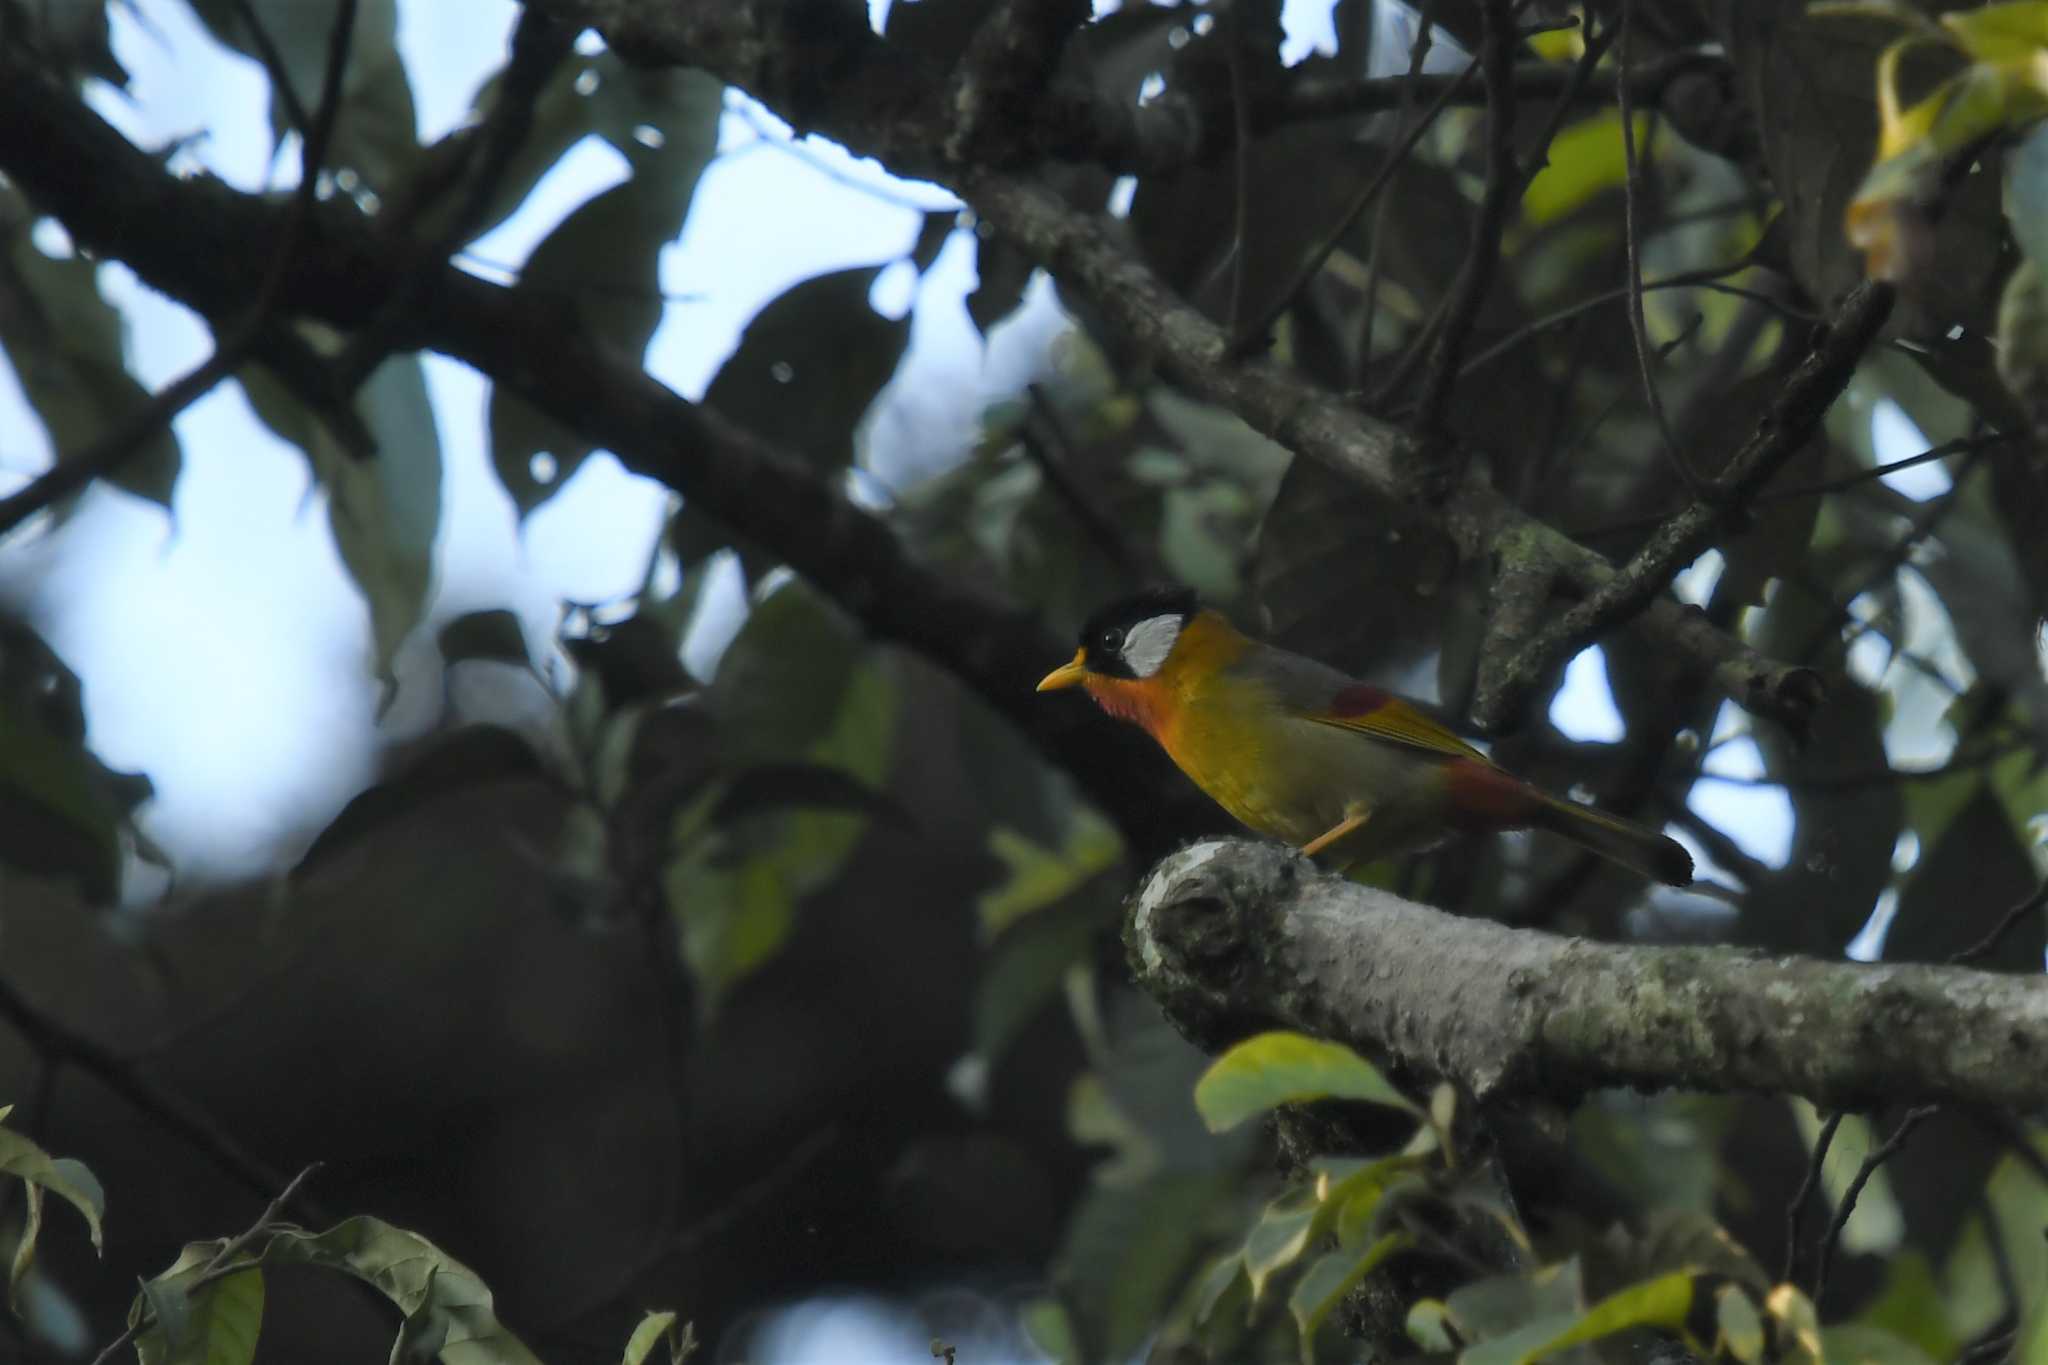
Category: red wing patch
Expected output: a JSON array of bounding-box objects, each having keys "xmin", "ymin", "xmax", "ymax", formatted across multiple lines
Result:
[
  {"xmin": 1444, "ymin": 759, "xmax": 1543, "ymax": 832},
  {"xmin": 1329, "ymin": 683, "xmax": 1394, "ymax": 717}
]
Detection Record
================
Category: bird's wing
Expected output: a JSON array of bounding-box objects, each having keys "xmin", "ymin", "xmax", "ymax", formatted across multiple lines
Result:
[
  {"xmin": 1304, "ymin": 686, "xmax": 1486, "ymax": 760},
  {"xmin": 1247, "ymin": 647, "xmax": 1485, "ymax": 761}
]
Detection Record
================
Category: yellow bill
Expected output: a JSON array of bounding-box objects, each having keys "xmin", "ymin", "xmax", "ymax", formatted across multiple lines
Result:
[{"xmin": 1036, "ymin": 649, "xmax": 1088, "ymax": 691}]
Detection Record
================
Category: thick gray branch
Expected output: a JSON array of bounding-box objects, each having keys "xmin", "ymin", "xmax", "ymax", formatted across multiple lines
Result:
[{"xmin": 1129, "ymin": 839, "xmax": 2048, "ymax": 1114}]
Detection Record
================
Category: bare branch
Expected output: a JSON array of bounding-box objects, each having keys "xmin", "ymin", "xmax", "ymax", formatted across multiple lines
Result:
[
  {"xmin": 1409, "ymin": 0, "xmax": 1519, "ymax": 438},
  {"xmin": 1470, "ymin": 281, "xmax": 1891, "ymax": 730},
  {"xmin": 1811, "ymin": 1106, "xmax": 1937, "ymax": 1305}
]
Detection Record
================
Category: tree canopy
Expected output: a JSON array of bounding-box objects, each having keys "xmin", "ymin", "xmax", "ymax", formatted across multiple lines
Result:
[{"xmin": 3, "ymin": 1, "xmax": 2048, "ymax": 1363}]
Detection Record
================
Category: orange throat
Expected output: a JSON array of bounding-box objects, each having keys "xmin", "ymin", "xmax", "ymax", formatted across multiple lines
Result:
[{"xmin": 1081, "ymin": 674, "xmax": 1176, "ymax": 744}]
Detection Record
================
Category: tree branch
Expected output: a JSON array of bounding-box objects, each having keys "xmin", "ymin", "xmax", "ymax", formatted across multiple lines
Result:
[
  {"xmin": 0, "ymin": 54, "xmax": 1216, "ymax": 858},
  {"xmin": 0, "ymin": 0, "xmax": 356, "ymax": 535},
  {"xmin": 1409, "ymin": 0, "xmax": 1518, "ymax": 438},
  {"xmin": 1128, "ymin": 840, "xmax": 2048, "ymax": 1113},
  {"xmin": 505, "ymin": 0, "xmax": 1823, "ymax": 735},
  {"xmin": 942, "ymin": 0, "xmax": 1090, "ymax": 165},
  {"xmin": 1470, "ymin": 280, "xmax": 1891, "ymax": 727}
]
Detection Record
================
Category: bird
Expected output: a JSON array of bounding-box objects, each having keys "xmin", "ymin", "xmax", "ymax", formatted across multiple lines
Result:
[{"xmin": 1036, "ymin": 587, "xmax": 1693, "ymax": 886}]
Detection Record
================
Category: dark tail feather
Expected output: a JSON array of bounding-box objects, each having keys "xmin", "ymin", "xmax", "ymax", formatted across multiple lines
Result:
[{"xmin": 1528, "ymin": 795, "xmax": 1694, "ymax": 886}]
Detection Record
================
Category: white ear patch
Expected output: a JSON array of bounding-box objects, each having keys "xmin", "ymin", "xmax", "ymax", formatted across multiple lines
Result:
[{"xmin": 1120, "ymin": 613, "xmax": 1184, "ymax": 677}]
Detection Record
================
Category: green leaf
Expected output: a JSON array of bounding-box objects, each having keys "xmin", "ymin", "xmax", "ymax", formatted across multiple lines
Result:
[
  {"xmin": 263, "ymin": 1216, "xmax": 546, "ymax": 1365},
  {"xmin": 437, "ymin": 610, "xmax": 530, "ymax": 668},
  {"xmin": 1194, "ymin": 1032, "xmax": 1419, "ymax": 1132},
  {"xmin": 1856, "ymin": 1252, "xmax": 1957, "ymax": 1361},
  {"xmin": 1188, "ymin": 1253, "xmax": 1247, "ymax": 1328},
  {"xmin": 2006, "ymin": 122, "xmax": 2048, "ymax": 277},
  {"xmin": 973, "ymin": 896, "xmax": 1104, "ymax": 1066},
  {"xmin": 0, "ymin": 228, "xmax": 181, "ymax": 511},
  {"xmin": 1788, "ymin": 1100, "xmax": 1906, "ymax": 1255},
  {"xmin": 1242, "ymin": 1192, "xmax": 1321, "ymax": 1301},
  {"xmin": 711, "ymin": 762, "xmax": 908, "ymax": 830},
  {"xmin": 977, "ymin": 806, "xmax": 1122, "ymax": 938},
  {"xmin": 489, "ymin": 66, "xmax": 721, "ymax": 517},
  {"xmin": 1019, "ymin": 1297, "xmax": 1078, "ymax": 1365},
  {"xmin": 0, "ymin": 1121, "xmax": 103, "ymax": 1259},
  {"xmin": 1288, "ymin": 1232, "xmax": 1410, "ymax": 1353},
  {"xmin": 1716, "ymin": 1284, "xmax": 1765, "ymax": 1363},
  {"xmin": 1052, "ymin": 1170, "xmax": 1227, "ymax": 1365},
  {"xmin": 1502, "ymin": 1271, "xmax": 1696, "ymax": 1365},
  {"xmin": 312, "ymin": 356, "xmax": 442, "ymax": 699},
  {"xmin": 185, "ymin": 0, "xmax": 418, "ymax": 192},
  {"xmin": 619, "ymin": 1310, "xmax": 694, "ymax": 1365},
  {"xmin": 1822, "ymin": 1324, "xmax": 1942, "ymax": 1365},
  {"xmin": 133, "ymin": 1257, "xmax": 265, "ymax": 1365},
  {"xmin": 1522, "ymin": 112, "xmax": 1657, "ymax": 227}
]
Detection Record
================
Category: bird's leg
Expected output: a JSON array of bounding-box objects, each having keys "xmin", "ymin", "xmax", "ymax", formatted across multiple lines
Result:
[{"xmin": 1299, "ymin": 807, "xmax": 1370, "ymax": 859}]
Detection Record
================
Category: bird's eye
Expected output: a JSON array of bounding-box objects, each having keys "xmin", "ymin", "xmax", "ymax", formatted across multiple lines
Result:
[{"xmin": 1097, "ymin": 627, "xmax": 1124, "ymax": 653}]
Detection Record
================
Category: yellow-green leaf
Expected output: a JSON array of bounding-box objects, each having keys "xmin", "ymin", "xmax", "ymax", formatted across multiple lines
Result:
[
  {"xmin": 1458, "ymin": 1269, "xmax": 1695, "ymax": 1365},
  {"xmin": 1716, "ymin": 1285, "xmax": 1765, "ymax": 1364},
  {"xmin": 1194, "ymin": 1032, "xmax": 1418, "ymax": 1133},
  {"xmin": 1942, "ymin": 3, "xmax": 2048, "ymax": 63},
  {"xmin": 620, "ymin": 1310, "xmax": 695, "ymax": 1365}
]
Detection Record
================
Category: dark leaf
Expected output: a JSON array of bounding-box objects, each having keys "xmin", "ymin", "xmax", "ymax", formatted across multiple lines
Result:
[
  {"xmin": 0, "ymin": 620, "xmax": 148, "ymax": 903},
  {"xmin": 1739, "ymin": 546, "xmax": 1906, "ymax": 954},
  {"xmin": 316, "ymin": 356, "xmax": 442, "ymax": 695},
  {"xmin": 705, "ymin": 579, "xmax": 863, "ymax": 764},
  {"xmin": 488, "ymin": 67, "xmax": 721, "ymax": 517},
  {"xmin": 437, "ymin": 609, "xmax": 530, "ymax": 668},
  {"xmin": 186, "ymin": 0, "xmax": 419, "ymax": 192},
  {"xmin": 701, "ymin": 266, "xmax": 912, "ymax": 476},
  {"xmin": 1885, "ymin": 783, "xmax": 2045, "ymax": 969},
  {"xmin": 1253, "ymin": 455, "xmax": 1459, "ymax": 679},
  {"xmin": 1716, "ymin": 6, "xmax": 1893, "ymax": 306},
  {"xmin": 711, "ymin": 761, "xmax": 911, "ymax": 831},
  {"xmin": 0, "ymin": 224, "xmax": 181, "ymax": 512},
  {"xmin": 565, "ymin": 615, "xmax": 695, "ymax": 713},
  {"xmin": 291, "ymin": 725, "xmax": 545, "ymax": 878},
  {"xmin": 967, "ymin": 226, "xmax": 1038, "ymax": 338}
]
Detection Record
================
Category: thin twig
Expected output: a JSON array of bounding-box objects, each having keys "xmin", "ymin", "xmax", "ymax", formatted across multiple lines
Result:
[
  {"xmin": 0, "ymin": 0, "xmax": 357, "ymax": 537},
  {"xmin": 1616, "ymin": 0, "xmax": 1702, "ymax": 496},
  {"xmin": 1781, "ymin": 1109, "xmax": 1843, "ymax": 1287},
  {"xmin": 88, "ymin": 1165, "xmax": 322, "ymax": 1365},
  {"xmin": 1231, "ymin": 50, "xmax": 1481, "ymax": 356},
  {"xmin": 1573, "ymin": 431, "xmax": 2016, "ymax": 541},
  {"xmin": 1456, "ymin": 263, "xmax": 1810, "ymax": 382},
  {"xmin": 0, "ymin": 971, "xmax": 328, "ymax": 1215},
  {"xmin": 1477, "ymin": 281, "xmax": 1892, "ymax": 723},
  {"xmin": 1351, "ymin": 12, "xmax": 1437, "ymax": 388},
  {"xmin": 1949, "ymin": 874, "xmax": 2048, "ymax": 967},
  {"xmin": 1812, "ymin": 1105, "xmax": 1938, "ymax": 1306},
  {"xmin": 1021, "ymin": 382, "xmax": 1142, "ymax": 574},
  {"xmin": 331, "ymin": 3, "xmax": 574, "ymax": 393},
  {"xmin": 231, "ymin": 0, "xmax": 313, "ymax": 139},
  {"xmin": 1223, "ymin": 5, "xmax": 1257, "ymax": 344},
  {"xmin": 1409, "ymin": 0, "xmax": 1519, "ymax": 437}
]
